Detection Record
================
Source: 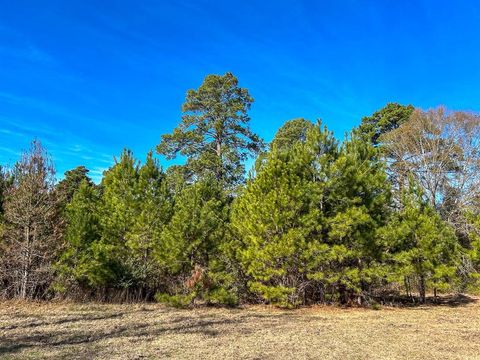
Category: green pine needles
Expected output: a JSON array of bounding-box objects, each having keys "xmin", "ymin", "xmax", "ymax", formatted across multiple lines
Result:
[{"xmin": 1, "ymin": 74, "xmax": 479, "ymax": 306}]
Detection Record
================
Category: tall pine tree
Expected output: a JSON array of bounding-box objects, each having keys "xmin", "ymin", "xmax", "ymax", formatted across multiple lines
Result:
[
  {"xmin": 126, "ymin": 151, "xmax": 172, "ymax": 298},
  {"xmin": 232, "ymin": 123, "xmax": 339, "ymax": 306},
  {"xmin": 157, "ymin": 72, "xmax": 264, "ymax": 188}
]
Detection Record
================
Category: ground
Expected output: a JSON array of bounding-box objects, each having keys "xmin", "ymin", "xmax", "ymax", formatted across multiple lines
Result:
[{"xmin": 0, "ymin": 296, "xmax": 479, "ymax": 359}]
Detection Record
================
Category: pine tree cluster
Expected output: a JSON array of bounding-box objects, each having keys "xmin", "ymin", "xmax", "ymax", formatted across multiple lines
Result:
[{"xmin": 1, "ymin": 73, "xmax": 479, "ymax": 307}]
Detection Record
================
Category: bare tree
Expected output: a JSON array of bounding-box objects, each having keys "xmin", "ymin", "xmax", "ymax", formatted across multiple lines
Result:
[
  {"xmin": 383, "ymin": 107, "xmax": 480, "ymax": 237},
  {"xmin": 0, "ymin": 140, "xmax": 61, "ymax": 299}
]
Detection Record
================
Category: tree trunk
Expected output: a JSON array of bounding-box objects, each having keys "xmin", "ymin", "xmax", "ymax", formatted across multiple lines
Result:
[
  {"xmin": 20, "ymin": 225, "xmax": 31, "ymax": 299},
  {"xmin": 404, "ymin": 276, "xmax": 411, "ymax": 299},
  {"xmin": 215, "ymin": 140, "xmax": 223, "ymax": 181},
  {"xmin": 419, "ymin": 275, "xmax": 426, "ymax": 303}
]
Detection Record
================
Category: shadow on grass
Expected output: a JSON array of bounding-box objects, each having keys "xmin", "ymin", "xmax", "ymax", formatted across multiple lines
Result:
[
  {"xmin": 0, "ymin": 312, "xmax": 125, "ymax": 331},
  {"xmin": 376, "ymin": 293, "xmax": 477, "ymax": 308},
  {"xmin": 0, "ymin": 294, "xmax": 477, "ymax": 356},
  {"xmin": 0, "ymin": 313, "xmax": 271, "ymax": 356}
]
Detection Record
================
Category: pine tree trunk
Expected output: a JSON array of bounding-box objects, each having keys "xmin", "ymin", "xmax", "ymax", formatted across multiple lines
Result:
[
  {"xmin": 404, "ymin": 276, "xmax": 410, "ymax": 299},
  {"xmin": 419, "ymin": 275, "xmax": 426, "ymax": 303},
  {"xmin": 215, "ymin": 140, "xmax": 223, "ymax": 181}
]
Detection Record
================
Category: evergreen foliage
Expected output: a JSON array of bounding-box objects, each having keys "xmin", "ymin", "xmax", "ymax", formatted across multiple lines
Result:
[
  {"xmin": 54, "ymin": 179, "xmax": 102, "ymax": 295},
  {"xmin": 156, "ymin": 177, "xmax": 236, "ymax": 306},
  {"xmin": 233, "ymin": 125, "xmax": 333, "ymax": 306},
  {"xmin": 56, "ymin": 166, "xmax": 93, "ymax": 205},
  {"xmin": 270, "ymin": 118, "xmax": 315, "ymax": 151},
  {"xmin": 56, "ymin": 149, "xmax": 173, "ymax": 300},
  {"xmin": 462, "ymin": 213, "xmax": 480, "ymax": 292},
  {"xmin": 0, "ymin": 73, "xmax": 478, "ymax": 306},
  {"xmin": 157, "ymin": 72, "xmax": 264, "ymax": 188},
  {"xmin": 358, "ymin": 103, "xmax": 414, "ymax": 145},
  {"xmin": 233, "ymin": 123, "xmax": 392, "ymax": 306},
  {"xmin": 380, "ymin": 180, "xmax": 460, "ymax": 302},
  {"xmin": 254, "ymin": 118, "xmax": 315, "ymax": 173}
]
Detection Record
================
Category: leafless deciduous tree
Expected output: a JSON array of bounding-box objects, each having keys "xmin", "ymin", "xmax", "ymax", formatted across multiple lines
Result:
[
  {"xmin": 383, "ymin": 107, "xmax": 480, "ymax": 237},
  {"xmin": 0, "ymin": 140, "xmax": 61, "ymax": 299}
]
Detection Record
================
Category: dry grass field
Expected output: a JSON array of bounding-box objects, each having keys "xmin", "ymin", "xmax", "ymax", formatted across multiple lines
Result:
[{"xmin": 0, "ymin": 296, "xmax": 479, "ymax": 359}]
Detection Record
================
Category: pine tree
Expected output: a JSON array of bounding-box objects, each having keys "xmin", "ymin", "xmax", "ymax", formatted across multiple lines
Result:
[
  {"xmin": 157, "ymin": 72, "xmax": 264, "ymax": 188},
  {"xmin": 125, "ymin": 151, "xmax": 172, "ymax": 298},
  {"xmin": 100, "ymin": 149, "xmax": 138, "ymax": 246},
  {"xmin": 232, "ymin": 123, "xmax": 339, "ymax": 306},
  {"xmin": 358, "ymin": 103, "xmax": 414, "ymax": 145},
  {"xmin": 56, "ymin": 166, "xmax": 93, "ymax": 205},
  {"xmin": 56, "ymin": 150, "xmax": 174, "ymax": 300},
  {"xmin": 254, "ymin": 118, "xmax": 315, "ymax": 173},
  {"xmin": 380, "ymin": 180, "xmax": 460, "ymax": 302},
  {"xmin": 458, "ymin": 212, "xmax": 480, "ymax": 292},
  {"xmin": 270, "ymin": 118, "xmax": 315, "ymax": 151},
  {"xmin": 314, "ymin": 131, "xmax": 391, "ymax": 304},
  {"xmin": 54, "ymin": 179, "xmax": 105, "ymax": 295},
  {"xmin": 234, "ymin": 122, "xmax": 392, "ymax": 306},
  {"xmin": 155, "ymin": 177, "xmax": 234, "ymax": 306},
  {"xmin": 56, "ymin": 151, "xmax": 139, "ymax": 298},
  {"xmin": 94, "ymin": 149, "xmax": 140, "ymax": 297},
  {"xmin": 54, "ymin": 166, "xmax": 95, "ymax": 254}
]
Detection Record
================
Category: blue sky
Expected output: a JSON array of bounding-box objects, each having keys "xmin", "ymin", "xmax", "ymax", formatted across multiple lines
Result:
[{"xmin": 1, "ymin": 1, "xmax": 479, "ymax": 182}]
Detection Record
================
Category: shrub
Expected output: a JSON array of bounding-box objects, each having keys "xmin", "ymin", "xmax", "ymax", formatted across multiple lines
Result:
[{"xmin": 154, "ymin": 292, "xmax": 195, "ymax": 308}]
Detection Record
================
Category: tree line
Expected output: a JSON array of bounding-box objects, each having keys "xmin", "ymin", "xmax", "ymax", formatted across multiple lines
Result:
[{"xmin": 1, "ymin": 72, "xmax": 479, "ymax": 307}]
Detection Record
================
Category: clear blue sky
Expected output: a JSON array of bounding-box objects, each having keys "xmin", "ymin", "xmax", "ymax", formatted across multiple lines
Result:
[{"xmin": 1, "ymin": 1, "xmax": 479, "ymax": 182}]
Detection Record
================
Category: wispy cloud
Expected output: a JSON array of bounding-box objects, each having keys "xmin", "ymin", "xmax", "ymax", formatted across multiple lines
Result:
[
  {"xmin": 0, "ymin": 115, "xmax": 60, "ymax": 139},
  {"xmin": 89, "ymin": 166, "xmax": 108, "ymax": 183},
  {"xmin": 0, "ymin": 91, "xmax": 148, "ymax": 135},
  {"xmin": 0, "ymin": 146, "xmax": 20, "ymax": 156},
  {"xmin": 0, "ymin": 128, "xmax": 16, "ymax": 135},
  {"xmin": 0, "ymin": 111, "xmax": 115, "ymax": 183},
  {"xmin": 0, "ymin": 92, "xmax": 82, "ymax": 126}
]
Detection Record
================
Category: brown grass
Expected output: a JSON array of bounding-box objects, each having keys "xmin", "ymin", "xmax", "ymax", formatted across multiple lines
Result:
[{"xmin": 0, "ymin": 296, "xmax": 479, "ymax": 359}]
